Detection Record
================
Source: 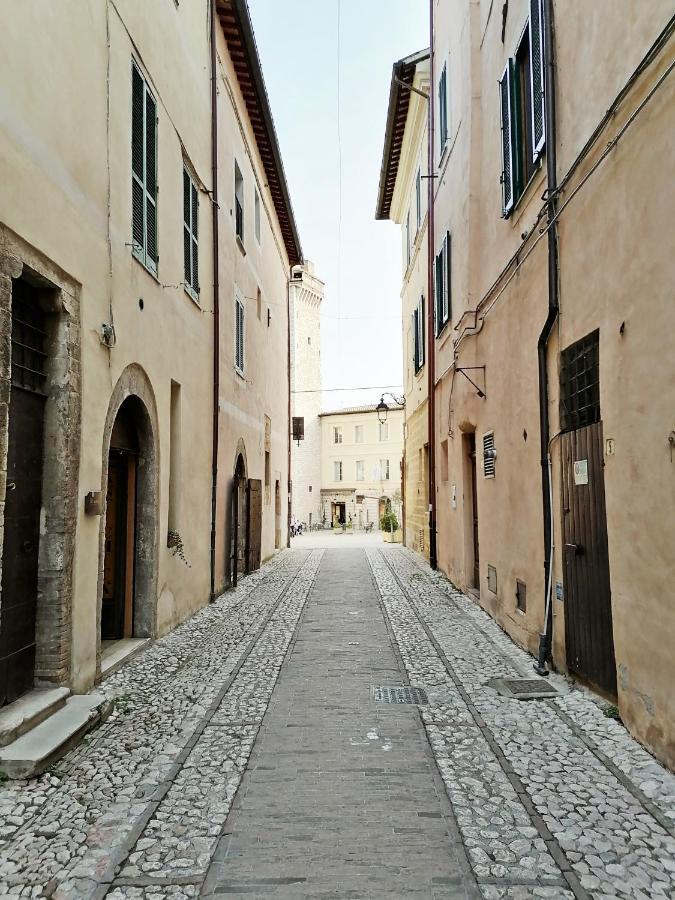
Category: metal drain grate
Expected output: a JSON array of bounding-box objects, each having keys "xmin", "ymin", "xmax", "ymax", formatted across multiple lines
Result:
[
  {"xmin": 488, "ymin": 677, "xmax": 559, "ymax": 700},
  {"xmin": 371, "ymin": 684, "xmax": 428, "ymax": 705}
]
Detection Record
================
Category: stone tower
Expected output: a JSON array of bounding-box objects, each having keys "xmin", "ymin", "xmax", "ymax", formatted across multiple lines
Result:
[{"xmin": 289, "ymin": 261, "xmax": 324, "ymax": 528}]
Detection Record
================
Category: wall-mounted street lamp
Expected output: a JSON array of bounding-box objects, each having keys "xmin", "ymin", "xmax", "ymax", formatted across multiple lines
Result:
[{"xmin": 376, "ymin": 393, "xmax": 405, "ymax": 425}]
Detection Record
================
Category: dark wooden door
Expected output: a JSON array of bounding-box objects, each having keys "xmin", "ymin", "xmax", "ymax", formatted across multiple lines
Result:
[
  {"xmin": 0, "ymin": 290, "xmax": 47, "ymax": 706},
  {"xmin": 102, "ymin": 451, "xmax": 134, "ymax": 641},
  {"xmin": 468, "ymin": 433, "xmax": 480, "ymax": 588},
  {"xmin": 246, "ymin": 479, "xmax": 262, "ymax": 573},
  {"xmin": 561, "ymin": 421, "xmax": 616, "ymax": 695}
]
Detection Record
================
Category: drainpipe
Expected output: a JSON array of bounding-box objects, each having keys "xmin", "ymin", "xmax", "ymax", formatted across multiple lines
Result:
[
  {"xmin": 534, "ymin": 0, "xmax": 559, "ymax": 673},
  {"xmin": 427, "ymin": 0, "xmax": 438, "ymax": 570},
  {"xmin": 209, "ymin": 0, "xmax": 221, "ymax": 601},
  {"xmin": 287, "ymin": 267, "xmax": 292, "ymax": 549}
]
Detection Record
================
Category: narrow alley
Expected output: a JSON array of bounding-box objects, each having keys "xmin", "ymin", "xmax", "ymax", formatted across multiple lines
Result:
[{"xmin": 1, "ymin": 543, "xmax": 673, "ymax": 899}]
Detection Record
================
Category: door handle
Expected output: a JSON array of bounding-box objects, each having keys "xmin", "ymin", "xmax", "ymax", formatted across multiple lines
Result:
[
  {"xmin": 7, "ymin": 481, "xmax": 16, "ymax": 491},
  {"xmin": 565, "ymin": 542, "xmax": 583, "ymax": 556},
  {"xmin": 21, "ymin": 540, "xmax": 33, "ymax": 553}
]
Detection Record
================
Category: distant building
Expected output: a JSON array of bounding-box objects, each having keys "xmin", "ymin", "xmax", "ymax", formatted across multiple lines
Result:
[
  {"xmin": 319, "ymin": 405, "xmax": 404, "ymax": 529},
  {"xmin": 376, "ymin": 49, "xmax": 430, "ymax": 558},
  {"xmin": 290, "ymin": 262, "xmax": 324, "ymax": 529}
]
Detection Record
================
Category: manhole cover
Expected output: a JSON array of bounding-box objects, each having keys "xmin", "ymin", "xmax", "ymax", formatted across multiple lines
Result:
[
  {"xmin": 488, "ymin": 677, "xmax": 559, "ymax": 700},
  {"xmin": 371, "ymin": 684, "xmax": 428, "ymax": 705}
]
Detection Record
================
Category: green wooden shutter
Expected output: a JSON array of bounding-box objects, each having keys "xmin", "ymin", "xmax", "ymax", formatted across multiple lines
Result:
[
  {"xmin": 183, "ymin": 170, "xmax": 191, "ymax": 285},
  {"xmin": 444, "ymin": 232, "xmax": 451, "ymax": 324},
  {"xmin": 435, "ymin": 250, "xmax": 443, "ymax": 336},
  {"xmin": 529, "ymin": 0, "xmax": 545, "ymax": 161},
  {"xmin": 145, "ymin": 90, "xmax": 158, "ymax": 269},
  {"xmin": 499, "ymin": 61, "xmax": 515, "ymax": 216},
  {"xmin": 419, "ymin": 295, "xmax": 425, "ymax": 366},
  {"xmin": 131, "ymin": 65, "xmax": 145, "ymax": 253},
  {"xmin": 412, "ymin": 310, "xmax": 419, "ymax": 371},
  {"xmin": 191, "ymin": 183, "xmax": 199, "ymax": 292}
]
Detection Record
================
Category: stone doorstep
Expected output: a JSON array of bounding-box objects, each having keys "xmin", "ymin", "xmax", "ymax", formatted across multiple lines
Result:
[
  {"xmin": 0, "ymin": 693, "xmax": 112, "ymax": 779},
  {"xmin": 100, "ymin": 637, "xmax": 151, "ymax": 680},
  {"xmin": 0, "ymin": 686, "xmax": 71, "ymax": 747}
]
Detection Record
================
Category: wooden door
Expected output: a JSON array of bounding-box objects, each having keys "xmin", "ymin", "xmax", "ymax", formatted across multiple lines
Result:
[
  {"xmin": 274, "ymin": 481, "xmax": 281, "ymax": 549},
  {"xmin": 0, "ymin": 290, "xmax": 47, "ymax": 706},
  {"xmin": 246, "ymin": 478, "xmax": 262, "ymax": 573},
  {"xmin": 561, "ymin": 421, "xmax": 616, "ymax": 695},
  {"xmin": 468, "ymin": 433, "xmax": 480, "ymax": 588},
  {"xmin": 102, "ymin": 452, "xmax": 136, "ymax": 641}
]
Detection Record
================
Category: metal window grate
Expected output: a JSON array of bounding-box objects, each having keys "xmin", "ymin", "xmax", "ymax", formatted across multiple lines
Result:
[
  {"xmin": 483, "ymin": 431, "xmax": 496, "ymax": 478},
  {"xmin": 371, "ymin": 684, "xmax": 428, "ymax": 705},
  {"xmin": 516, "ymin": 579, "xmax": 527, "ymax": 612},
  {"xmin": 560, "ymin": 330, "xmax": 600, "ymax": 432},
  {"xmin": 11, "ymin": 288, "xmax": 48, "ymax": 395}
]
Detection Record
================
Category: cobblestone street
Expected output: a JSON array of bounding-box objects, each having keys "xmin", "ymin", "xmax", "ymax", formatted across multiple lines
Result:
[{"xmin": 1, "ymin": 546, "xmax": 674, "ymax": 899}]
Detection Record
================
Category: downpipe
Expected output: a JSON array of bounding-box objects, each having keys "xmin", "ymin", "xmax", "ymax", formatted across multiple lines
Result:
[
  {"xmin": 534, "ymin": 0, "xmax": 559, "ymax": 675},
  {"xmin": 209, "ymin": 0, "xmax": 221, "ymax": 601},
  {"xmin": 427, "ymin": 0, "xmax": 438, "ymax": 570}
]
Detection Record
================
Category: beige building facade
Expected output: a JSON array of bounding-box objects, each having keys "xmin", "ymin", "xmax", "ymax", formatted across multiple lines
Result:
[
  {"xmin": 420, "ymin": 0, "xmax": 675, "ymax": 766},
  {"xmin": 319, "ymin": 406, "xmax": 404, "ymax": 529},
  {"xmin": 376, "ymin": 51, "xmax": 430, "ymax": 559},
  {"xmin": 0, "ymin": 0, "xmax": 300, "ymax": 720},
  {"xmin": 290, "ymin": 262, "xmax": 324, "ymax": 529}
]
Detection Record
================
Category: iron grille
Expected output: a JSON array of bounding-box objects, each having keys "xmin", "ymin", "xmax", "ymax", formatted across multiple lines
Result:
[
  {"xmin": 371, "ymin": 685, "xmax": 428, "ymax": 705},
  {"xmin": 483, "ymin": 431, "xmax": 496, "ymax": 477},
  {"xmin": 11, "ymin": 285, "xmax": 48, "ymax": 395},
  {"xmin": 560, "ymin": 330, "xmax": 600, "ymax": 432},
  {"xmin": 516, "ymin": 579, "xmax": 527, "ymax": 612},
  {"xmin": 502, "ymin": 678, "xmax": 557, "ymax": 697}
]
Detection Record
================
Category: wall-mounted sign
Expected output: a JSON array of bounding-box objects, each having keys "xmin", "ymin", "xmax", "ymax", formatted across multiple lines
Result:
[{"xmin": 573, "ymin": 459, "xmax": 589, "ymax": 486}]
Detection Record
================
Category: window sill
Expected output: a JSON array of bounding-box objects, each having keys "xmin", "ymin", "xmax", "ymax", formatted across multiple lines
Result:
[
  {"xmin": 132, "ymin": 248, "xmax": 159, "ymax": 283},
  {"xmin": 236, "ymin": 234, "xmax": 246, "ymax": 257},
  {"xmin": 184, "ymin": 284, "xmax": 200, "ymax": 306},
  {"xmin": 505, "ymin": 158, "xmax": 545, "ymax": 222},
  {"xmin": 435, "ymin": 319, "xmax": 450, "ymax": 341},
  {"xmin": 234, "ymin": 366, "xmax": 245, "ymax": 380}
]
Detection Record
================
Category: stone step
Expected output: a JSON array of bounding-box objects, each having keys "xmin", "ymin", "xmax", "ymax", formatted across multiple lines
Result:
[
  {"xmin": 0, "ymin": 693, "xmax": 112, "ymax": 779},
  {"xmin": 0, "ymin": 686, "xmax": 71, "ymax": 748}
]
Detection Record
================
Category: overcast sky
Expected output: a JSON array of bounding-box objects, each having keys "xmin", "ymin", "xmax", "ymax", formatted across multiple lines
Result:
[{"xmin": 248, "ymin": 0, "xmax": 428, "ymax": 410}]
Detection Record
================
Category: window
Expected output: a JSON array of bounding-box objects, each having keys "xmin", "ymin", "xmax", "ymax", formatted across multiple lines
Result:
[
  {"xmin": 438, "ymin": 62, "xmax": 448, "ymax": 157},
  {"xmin": 354, "ymin": 424, "xmax": 364, "ymax": 443},
  {"xmin": 413, "ymin": 294, "xmax": 425, "ymax": 373},
  {"xmin": 405, "ymin": 209, "xmax": 411, "ymax": 269},
  {"xmin": 132, "ymin": 62, "xmax": 158, "ymax": 274},
  {"xmin": 560, "ymin": 330, "xmax": 600, "ymax": 433},
  {"xmin": 380, "ymin": 459, "xmax": 390, "ymax": 481},
  {"xmin": 435, "ymin": 232, "xmax": 451, "ymax": 335},
  {"xmin": 499, "ymin": 0, "xmax": 545, "ymax": 216},
  {"xmin": 183, "ymin": 168, "xmax": 199, "ymax": 299},
  {"xmin": 265, "ymin": 450, "xmax": 271, "ymax": 503},
  {"xmin": 254, "ymin": 187, "xmax": 261, "ymax": 244},
  {"xmin": 379, "ymin": 421, "xmax": 389, "ymax": 442},
  {"xmin": 234, "ymin": 161, "xmax": 244, "ymax": 242},
  {"xmin": 334, "ymin": 461, "xmax": 343, "ymax": 482},
  {"xmin": 356, "ymin": 460, "xmax": 365, "ymax": 481},
  {"xmin": 415, "ymin": 166, "xmax": 422, "ymax": 232},
  {"xmin": 483, "ymin": 431, "xmax": 496, "ymax": 478},
  {"xmin": 440, "ymin": 439, "xmax": 448, "ymax": 482},
  {"xmin": 516, "ymin": 579, "xmax": 527, "ymax": 613},
  {"xmin": 168, "ymin": 380, "xmax": 181, "ymax": 532},
  {"xmin": 309, "ymin": 485, "xmax": 312, "ymax": 493},
  {"xmin": 234, "ymin": 290, "xmax": 245, "ymax": 375},
  {"xmin": 333, "ymin": 426, "xmax": 343, "ymax": 444}
]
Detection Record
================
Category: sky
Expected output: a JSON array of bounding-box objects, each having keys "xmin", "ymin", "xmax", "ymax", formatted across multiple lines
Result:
[{"xmin": 247, "ymin": 0, "xmax": 428, "ymax": 411}]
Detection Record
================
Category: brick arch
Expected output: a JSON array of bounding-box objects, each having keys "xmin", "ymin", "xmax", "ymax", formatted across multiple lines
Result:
[{"xmin": 96, "ymin": 364, "xmax": 159, "ymax": 676}]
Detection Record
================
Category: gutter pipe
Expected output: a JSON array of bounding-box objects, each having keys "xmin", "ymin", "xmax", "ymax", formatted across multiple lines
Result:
[
  {"xmin": 287, "ymin": 267, "xmax": 292, "ymax": 549},
  {"xmin": 209, "ymin": 0, "xmax": 221, "ymax": 600},
  {"xmin": 427, "ymin": 0, "xmax": 437, "ymax": 570},
  {"xmin": 535, "ymin": 0, "xmax": 559, "ymax": 673}
]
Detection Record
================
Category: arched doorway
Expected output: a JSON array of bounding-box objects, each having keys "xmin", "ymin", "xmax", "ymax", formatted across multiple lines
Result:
[
  {"xmin": 98, "ymin": 366, "xmax": 159, "ymax": 671},
  {"xmin": 231, "ymin": 452, "xmax": 248, "ymax": 586},
  {"xmin": 102, "ymin": 399, "xmax": 139, "ymax": 642}
]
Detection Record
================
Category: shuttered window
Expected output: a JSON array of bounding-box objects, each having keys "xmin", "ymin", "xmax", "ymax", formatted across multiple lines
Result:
[
  {"xmin": 438, "ymin": 63, "xmax": 448, "ymax": 157},
  {"xmin": 499, "ymin": 4, "xmax": 546, "ymax": 217},
  {"xmin": 413, "ymin": 294, "xmax": 425, "ymax": 374},
  {"xmin": 499, "ymin": 62, "xmax": 515, "ymax": 216},
  {"xmin": 183, "ymin": 168, "xmax": 199, "ymax": 299},
  {"xmin": 234, "ymin": 162, "xmax": 244, "ymax": 242},
  {"xmin": 235, "ymin": 291, "xmax": 245, "ymax": 375},
  {"xmin": 132, "ymin": 62, "xmax": 158, "ymax": 273},
  {"xmin": 529, "ymin": 0, "xmax": 545, "ymax": 161},
  {"xmin": 415, "ymin": 166, "xmax": 422, "ymax": 232},
  {"xmin": 435, "ymin": 232, "xmax": 451, "ymax": 335}
]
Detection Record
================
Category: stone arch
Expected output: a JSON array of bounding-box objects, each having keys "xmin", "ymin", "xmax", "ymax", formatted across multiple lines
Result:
[
  {"xmin": 229, "ymin": 439, "xmax": 248, "ymax": 585},
  {"xmin": 96, "ymin": 364, "xmax": 159, "ymax": 675}
]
